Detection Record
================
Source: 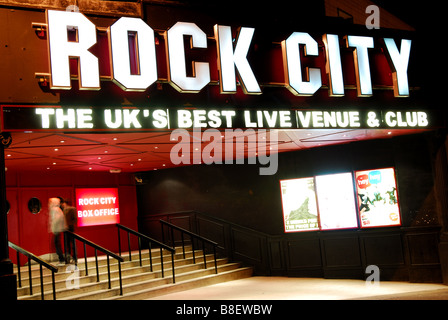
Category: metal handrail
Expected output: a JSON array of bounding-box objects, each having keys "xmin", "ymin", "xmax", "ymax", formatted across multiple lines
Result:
[
  {"xmin": 160, "ymin": 220, "xmax": 218, "ymax": 274},
  {"xmin": 8, "ymin": 241, "xmax": 58, "ymax": 300},
  {"xmin": 65, "ymin": 231, "xmax": 124, "ymax": 295},
  {"xmin": 116, "ymin": 224, "xmax": 176, "ymax": 283}
]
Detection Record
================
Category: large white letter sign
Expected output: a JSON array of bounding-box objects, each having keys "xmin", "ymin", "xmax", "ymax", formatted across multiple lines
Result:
[
  {"xmin": 281, "ymin": 32, "xmax": 322, "ymax": 96},
  {"xmin": 46, "ymin": 10, "xmax": 100, "ymax": 90},
  {"xmin": 214, "ymin": 25, "xmax": 261, "ymax": 95},
  {"xmin": 109, "ymin": 17, "xmax": 158, "ymax": 92},
  {"xmin": 165, "ymin": 22, "xmax": 210, "ymax": 93},
  {"xmin": 322, "ymin": 34, "xmax": 344, "ymax": 96},
  {"xmin": 346, "ymin": 35, "xmax": 374, "ymax": 97},
  {"xmin": 383, "ymin": 38, "xmax": 412, "ymax": 97}
]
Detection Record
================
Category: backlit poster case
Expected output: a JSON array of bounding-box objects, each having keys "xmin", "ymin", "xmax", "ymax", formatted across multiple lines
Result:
[
  {"xmin": 280, "ymin": 177, "xmax": 319, "ymax": 232},
  {"xmin": 355, "ymin": 168, "xmax": 401, "ymax": 228},
  {"xmin": 76, "ymin": 188, "xmax": 120, "ymax": 227},
  {"xmin": 315, "ymin": 172, "xmax": 358, "ymax": 230}
]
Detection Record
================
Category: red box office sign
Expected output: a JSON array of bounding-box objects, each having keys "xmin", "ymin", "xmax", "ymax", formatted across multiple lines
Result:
[{"xmin": 76, "ymin": 188, "xmax": 120, "ymax": 227}]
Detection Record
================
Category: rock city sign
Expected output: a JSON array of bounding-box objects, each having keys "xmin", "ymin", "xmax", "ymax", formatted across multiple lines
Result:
[{"xmin": 45, "ymin": 9, "xmax": 412, "ymax": 98}]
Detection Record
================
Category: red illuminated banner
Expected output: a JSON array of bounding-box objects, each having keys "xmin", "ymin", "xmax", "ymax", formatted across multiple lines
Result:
[{"xmin": 76, "ymin": 188, "xmax": 120, "ymax": 227}]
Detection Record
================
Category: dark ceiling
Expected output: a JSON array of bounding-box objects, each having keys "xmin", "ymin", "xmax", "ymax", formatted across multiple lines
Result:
[{"xmin": 4, "ymin": 128, "xmax": 424, "ymax": 173}]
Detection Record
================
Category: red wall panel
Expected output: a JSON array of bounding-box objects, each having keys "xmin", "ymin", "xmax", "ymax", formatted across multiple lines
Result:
[{"xmin": 6, "ymin": 171, "xmax": 138, "ymax": 265}]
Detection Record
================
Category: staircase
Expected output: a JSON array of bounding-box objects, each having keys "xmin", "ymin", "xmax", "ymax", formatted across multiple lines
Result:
[{"xmin": 14, "ymin": 246, "xmax": 253, "ymax": 300}]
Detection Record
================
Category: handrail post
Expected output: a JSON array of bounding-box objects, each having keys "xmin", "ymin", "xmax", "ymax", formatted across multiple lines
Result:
[
  {"xmin": 127, "ymin": 231, "xmax": 131, "ymax": 261},
  {"xmin": 191, "ymin": 234, "xmax": 196, "ymax": 264},
  {"xmin": 171, "ymin": 251, "xmax": 176, "ymax": 283},
  {"xmin": 73, "ymin": 240, "xmax": 78, "ymax": 266},
  {"xmin": 117, "ymin": 227, "xmax": 121, "ymax": 256},
  {"xmin": 118, "ymin": 261, "xmax": 123, "ymax": 295},
  {"xmin": 148, "ymin": 242, "xmax": 153, "ymax": 272},
  {"xmin": 84, "ymin": 242, "xmax": 88, "ymax": 276},
  {"xmin": 16, "ymin": 252, "xmax": 21, "ymax": 288},
  {"xmin": 28, "ymin": 257, "xmax": 33, "ymax": 296},
  {"xmin": 160, "ymin": 247, "xmax": 164, "ymax": 278},
  {"xmin": 52, "ymin": 271, "xmax": 56, "ymax": 300},
  {"xmin": 213, "ymin": 246, "xmax": 218, "ymax": 274},
  {"xmin": 181, "ymin": 232, "xmax": 185, "ymax": 259},
  {"xmin": 39, "ymin": 265, "xmax": 44, "ymax": 300},
  {"xmin": 95, "ymin": 249, "xmax": 99, "ymax": 282},
  {"xmin": 107, "ymin": 255, "xmax": 111, "ymax": 289},
  {"xmin": 202, "ymin": 240, "xmax": 207, "ymax": 269},
  {"xmin": 138, "ymin": 237, "xmax": 142, "ymax": 266}
]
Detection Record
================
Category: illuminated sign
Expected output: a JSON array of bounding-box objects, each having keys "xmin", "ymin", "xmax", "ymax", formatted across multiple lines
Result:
[
  {"xmin": 355, "ymin": 168, "xmax": 401, "ymax": 228},
  {"xmin": 280, "ymin": 177, "xmax": 319, "ymax": 232},
  {"xmin": 315, "ymin": 172, "xmax": 358, "ymax": 230},
  {"xmin": 280, "ymin": 173, "xmax": 358, "ymax": 232},
  {"xmin": 44, "ymin": 10, "xmax": 412, "ymax": 97},
  {"xmin": 1, "ymin": 106, "xmax": 436, "ymax": 131},
  {"xmin": 76, "ymin": 188, "xmax": 120, "ymax": 227},
  {"xmin": 280, "ymin": 169, "xmax": 401, "ymax": 233}
]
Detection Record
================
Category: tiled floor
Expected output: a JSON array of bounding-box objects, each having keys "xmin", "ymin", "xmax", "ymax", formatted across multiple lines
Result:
[{"xmin": 148, "ymin": 276, "xmax": 448, "ymax": 300}]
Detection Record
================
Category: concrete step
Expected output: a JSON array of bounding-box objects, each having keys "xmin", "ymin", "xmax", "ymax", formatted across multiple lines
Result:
[
  {"xmin": 110, "ymin": 266, "xmax": 254, "ymax": 300},
  {"xmin": 16, "ymin": 252, "xmax": 217, "ymax": 300},
  {"xmin": 63, "ymin": 260, "xmax": 245, "ymax": 300},
  {"xmin": 15, "ymin": 246, "xmax": 253, "ymax": 300},
  {"xmin": 15, "ymin": 248, "xmax": 202, "ymax": 288}
]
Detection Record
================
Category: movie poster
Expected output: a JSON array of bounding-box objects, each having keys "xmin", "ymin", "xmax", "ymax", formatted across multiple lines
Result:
[
  {"xmin": 280, "ymin": 177, "xmax": 319, "ymax": 232},
  {"xmin": 355, "ymin": 168, "xmax": 401, "ymax": 228},
  {"xmin": 315, "ymin": 172, "xmax": 358, "ymax": 230}
]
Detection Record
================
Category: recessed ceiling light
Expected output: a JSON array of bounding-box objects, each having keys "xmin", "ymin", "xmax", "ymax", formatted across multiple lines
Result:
[
  {"xmin": 60, "ymin": 140, "xmax": 65, "ymax": 143},
  {"xmin": 54, "ymin": 148, "xmax": 59, "ymax": 151}
]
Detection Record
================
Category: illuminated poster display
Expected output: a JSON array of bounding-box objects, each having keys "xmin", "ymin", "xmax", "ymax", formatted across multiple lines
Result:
[
  {"xmin": 355, "ymin": 168, "xmax": 401, "ymax": 228},
  {"xmin": 315, "ymin": 172, "xmax": 358, "ymax": 230},
  {"xmin": 76, "ymin": 188, "xmax": 120, "ymax": 227},
  {"xmin": 280, "ymin": 177, "xmax": 319, "ymax": 232}
]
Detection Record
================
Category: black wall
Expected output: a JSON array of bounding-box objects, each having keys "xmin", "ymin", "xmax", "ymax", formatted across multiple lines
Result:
[{"xmin": 136, "ymin": 131, "xmax": 443, "ymax": 282}]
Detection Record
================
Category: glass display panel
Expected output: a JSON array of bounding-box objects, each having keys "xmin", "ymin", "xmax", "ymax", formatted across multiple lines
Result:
[
  {"xmin": 315, "ymin": 172, "xmax": 358, "ymax": 230},
  {"xmin": 355, "ymin": 168, "xmax": 401, "ymax": 228},
  {"xmin": 280, "ymin": 177, "xmax": 319, "ymax": 232}
]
